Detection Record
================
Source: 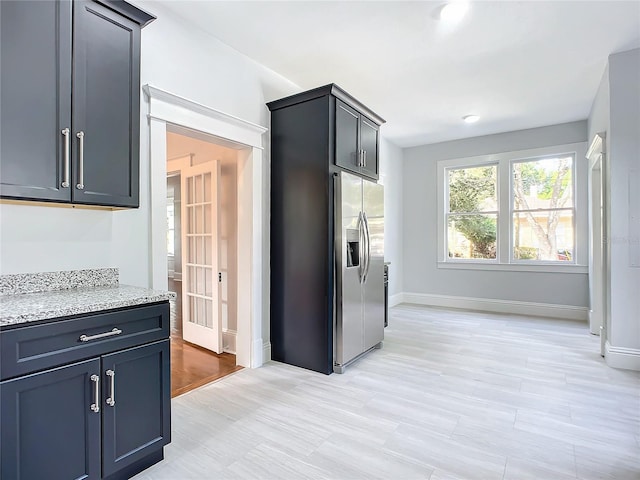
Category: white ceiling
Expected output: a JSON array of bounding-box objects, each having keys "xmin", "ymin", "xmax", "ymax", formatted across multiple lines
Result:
[{"xmin": 155, "ymin": 1, "xmax": 640, "ymax": 148}]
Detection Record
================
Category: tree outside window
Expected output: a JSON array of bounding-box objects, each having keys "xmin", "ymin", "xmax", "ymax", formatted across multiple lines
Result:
[
  {"xmin": 512, "ymin": 155, "xmax": 574, "ymax": 262},
  {"xmin": 447, "ymin": 165, "xmax": 498, "ymax": 259}
]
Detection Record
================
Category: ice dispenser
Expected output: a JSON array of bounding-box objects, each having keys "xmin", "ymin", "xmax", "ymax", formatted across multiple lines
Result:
[{"xmin": 346, "ymin": 228, "xmax": 359, "ymax": 267}]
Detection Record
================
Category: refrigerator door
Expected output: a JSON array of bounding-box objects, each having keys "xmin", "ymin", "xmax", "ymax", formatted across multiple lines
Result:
[
  {"xmin": 363, "ymin": 179, "xmax": 385, "ymax": 351},
  {"xmin": 335, "ymin": 172, "xmax": 364, "ymax": 369}
]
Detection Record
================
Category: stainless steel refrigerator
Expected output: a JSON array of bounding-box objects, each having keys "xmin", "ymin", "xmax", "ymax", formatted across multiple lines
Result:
[{"xmin": 334, "ymin": 171, "xmax": 385, "ymax": 373}]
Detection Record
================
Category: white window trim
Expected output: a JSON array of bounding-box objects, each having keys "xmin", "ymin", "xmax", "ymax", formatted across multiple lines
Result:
[{"xmin": 437, "ymin": 142, "xmax": 588, "ymax": 273}]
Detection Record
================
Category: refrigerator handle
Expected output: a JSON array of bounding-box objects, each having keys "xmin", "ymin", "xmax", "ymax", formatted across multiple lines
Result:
[
  {"xmin": 362, "ymin": 212, "xmax": 371, "ymax": 283},
  {"xmin": 358, "ymin": 212, "xmax": 365, "ymax": 283}
]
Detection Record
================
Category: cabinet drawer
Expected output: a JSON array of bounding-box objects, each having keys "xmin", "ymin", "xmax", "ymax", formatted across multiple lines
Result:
[{"xmin": 1, "ymin": 303, "xmax": 169, "ymax": 380}]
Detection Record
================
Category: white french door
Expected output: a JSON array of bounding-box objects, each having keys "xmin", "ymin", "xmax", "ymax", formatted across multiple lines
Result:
[{"xmin": 180, "ymin": 161, "xmax": 222, "ymax": 353}]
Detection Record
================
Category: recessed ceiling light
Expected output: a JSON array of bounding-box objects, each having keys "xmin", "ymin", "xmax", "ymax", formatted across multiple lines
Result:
[
  {"xmin": 439, "ymin": 2, "xmax": 469, "ymax": 23},
  {"xmin": 463, "ymin": 115, "xmax": 480, "ymax": 123}
]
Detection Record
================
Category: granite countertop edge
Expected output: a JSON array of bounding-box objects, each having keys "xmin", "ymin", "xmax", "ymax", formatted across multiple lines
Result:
[{"xmin": 0, "ymin": 285, "xmax": 176, "ymax": 327}]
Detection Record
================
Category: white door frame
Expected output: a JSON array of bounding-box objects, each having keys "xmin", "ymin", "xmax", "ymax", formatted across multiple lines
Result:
[
  {"xmin": 143, "ymin": 85, "xmax": 269, "ymax": 368},
  {"xmin": 587, "ymin": 132, "xmax": 608, "ymax": 355}
]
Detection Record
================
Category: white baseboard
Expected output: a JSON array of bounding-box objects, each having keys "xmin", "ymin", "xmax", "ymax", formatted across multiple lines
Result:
[
  {"xmin": 262, "ymin": 342, "xmax": 272, "ymax": 365},
  {"xmin": 250, "ymin": 338, "xmax": 271, "ymax": 368},
  {"xmin": 222, "ymin": 329, "xmax": 237, "ymax": 355},
  {"xmin": 389, "ymin": 293, "xmax": 404, "ymax": 307},
  {"xmin": 605, "ymin": 341, "xmax": 640, "ymax": 371},
  {"xmin": 401, "ymin": 292, "xmax": 588, "ymax": 321}
]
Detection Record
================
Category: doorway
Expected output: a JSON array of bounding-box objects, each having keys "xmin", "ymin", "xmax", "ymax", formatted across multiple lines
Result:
[
  {"xmin": 587, "ymin": 133, "xmax": 607, "ymax": 356},
  {"xmin": 166, "ymin": 129, "xmax": 247, "ymax": 396},
  {"xmin": 144, "ymin": 84, "xmax": 270, "ymax": 373}
]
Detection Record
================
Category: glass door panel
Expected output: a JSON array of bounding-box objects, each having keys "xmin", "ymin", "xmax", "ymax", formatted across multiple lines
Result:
[{"xmin": 180, "ymin": 161, "xmax": 222, "ymax": 353}]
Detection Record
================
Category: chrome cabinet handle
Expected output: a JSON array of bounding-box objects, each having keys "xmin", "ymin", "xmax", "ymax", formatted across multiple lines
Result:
[
  {"xmin": 362, "ymin": 150, "xmax": 367, "ymax": 168},
  {"xmin": 106, "ymin": 369, "xmax": 116, "ymax": 407},
  {"xmin": 61, "ymin": 128, "xmax": 70, "ymax": 188},
  {"xmin": 76, "ymin": 131, "xmax": 85, "ymax": 190},
  {"xmin": 79, "ymin": 327, "xmax": 122, "ymax": 343},
  {"xmin": 90, "ymin": 374, "xmax": 100, "ymax": 413}
]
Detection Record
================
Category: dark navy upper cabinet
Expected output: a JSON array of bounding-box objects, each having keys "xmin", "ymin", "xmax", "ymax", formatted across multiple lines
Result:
[
  {"xmin": 335, "ymin": 99, "xmax": 381, "ymax": 180},
  {"xmin": 268, "ymin": 84, "xmax": 384, "ymax": 181},
  {"xmin": 359, "ymin": 114, "xmax": 380, "ymax": 180},
  {"xmin": 0, "ymin": 0, "xmax": 155, "ymax": 208},
  {"xmin": 335, "ymin": 100, "xmax": 361, "ymax": 175},
  {"xmin": 0, "ymin": 0, "xmax": 73, "ymax": 203}
]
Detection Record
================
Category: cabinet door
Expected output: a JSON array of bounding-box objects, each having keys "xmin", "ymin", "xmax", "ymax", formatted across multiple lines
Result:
[
  {"xmin": 360, "ymin": 116, "xmax": 380, "ymax": 180},
  {"xmin": 335, "ymin": 100, "xmax": 361, "ymax": 173},
  {"xmin": 101, "ymin": 340, "xmax": 171, "ymax": 478},
  {"xmin": 71, "ymin": 0, "xmax": 140, "ymax": 207},
  {"xmin": 0, "ymin": 0, "xmax": 72, "ymax": 202},
  {"xmin": 0, "ymin": 358, "xmax": 101, "ymax": 480}
]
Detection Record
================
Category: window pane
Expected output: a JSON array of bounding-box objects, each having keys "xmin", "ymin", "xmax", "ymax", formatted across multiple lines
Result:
[
  {"xmin": 167, "ymin": 230, "xmax": 174, "ymax": 256},
  {"xmin": 448, "ymin": 165, "xmax": 497, "ymax": 213},
  {"xmin": 447, "ymin": 214, "xmax": 497, "ymax": 259},
  {"xmin": 513, "ymin": 211, "xmax": 574, "ymax": 261},
  {"xmin": 166, "ymin": 203, "xmax": 175, "ymax": 256},
  {"xmin": 512, "ymin": 156, "xmax": 573, "ymax": 210}
]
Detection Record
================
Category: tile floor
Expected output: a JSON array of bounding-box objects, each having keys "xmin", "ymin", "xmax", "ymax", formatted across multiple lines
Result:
[{"xmin": 134, "ymin": 304, "xmax": 640, "ymax": 480}]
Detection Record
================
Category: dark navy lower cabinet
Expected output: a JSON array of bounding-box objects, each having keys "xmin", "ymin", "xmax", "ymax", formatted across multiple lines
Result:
[
  {"xmin": 0, "ymin": 303, "xmax": 171, "ymax": 480},
  {"xmin": 1, "ymin": 358, "xmax": 102, "ymax": 480},
  {"xmin": 102, "ymin": 341, "xmax": 171, "ymax": 478}
]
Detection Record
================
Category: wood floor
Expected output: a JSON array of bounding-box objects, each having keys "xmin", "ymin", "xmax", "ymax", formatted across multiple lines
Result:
[
  {"xmin": 169, "ymin": 278, "xmax": 242, "ymax": 397},
  {"xmin": 135, "ymin": 304, "xmax": 640, "ymax": 479}
]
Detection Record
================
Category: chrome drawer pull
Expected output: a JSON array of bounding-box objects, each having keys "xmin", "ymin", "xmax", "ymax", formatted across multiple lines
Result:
[
  {"xmin": 90, "ymin": 374, "xmax": 100, "ymax": 413},
  {"xmin": 79, "ymin": 328, "xmax": 122, "ymax": 343},
  {"xmin": 106, "ymin": 369, "xmax": 116, "ymax": 407}
]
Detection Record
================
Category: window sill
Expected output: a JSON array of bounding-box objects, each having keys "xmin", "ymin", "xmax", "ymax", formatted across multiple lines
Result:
[{"xmin": 437, "ymin": 261, "xmax": 588, "ymax": 274}]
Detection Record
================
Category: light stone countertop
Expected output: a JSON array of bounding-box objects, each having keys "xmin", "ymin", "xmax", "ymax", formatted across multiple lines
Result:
[
  {"xmin": 0, "ymin": 284, "xmax": 175, "ymax": 327},
  {"xmin": 0, "ymin": 268, "xmax": 175, "ymax": 327}
]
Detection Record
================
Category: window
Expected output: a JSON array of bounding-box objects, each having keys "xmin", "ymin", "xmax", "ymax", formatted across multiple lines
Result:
[
  {"xmin": 512, "ymin": 155, "xmax": 574, "ymax": 262},
  {"xmin": 167, "ymin": 202, "xmax": 175, "ymax": 256},
  {"xmin": 447, "ymin": 165, "xmax": 498, "ymax": 260},
  {"xmin": 438, "ymin": 143, "xmax": 584, "ymax": 271}
]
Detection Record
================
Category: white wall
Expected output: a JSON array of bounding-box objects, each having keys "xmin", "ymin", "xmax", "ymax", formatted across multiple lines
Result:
[
  {"xmin": 0, "ymin": 206, "xmax": 114, "ymax": 274},
  {"xmin": 589, "ymin": 48, "xmax": 640, "ymax": 360},
  {"xmin": 403, "ymin": 121, "xmax": 590, "ymax": 310},
  {"xmin": 379, "ymin": 137, "xmax": 403, "ymax": 298}
]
